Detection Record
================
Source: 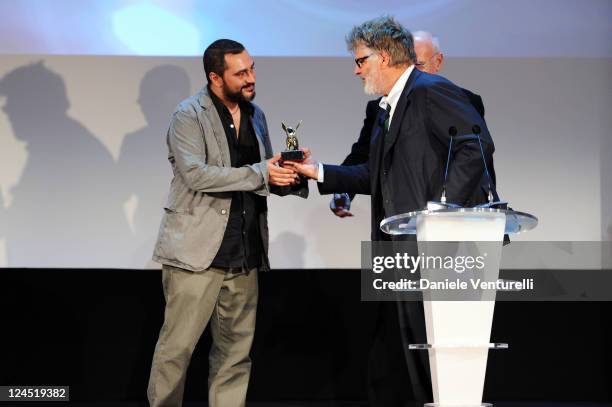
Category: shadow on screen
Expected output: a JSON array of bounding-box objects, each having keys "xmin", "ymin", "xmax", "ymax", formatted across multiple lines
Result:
[
  {"xmin": 0, "ymin": 62, "xmax": 130, "ymax": 267},
  {"xmin": 269, "ymin": 231, "xmax": 307, "ymax": 269}
]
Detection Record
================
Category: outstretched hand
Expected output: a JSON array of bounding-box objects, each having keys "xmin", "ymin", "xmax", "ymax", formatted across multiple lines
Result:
[{"xmin": 282, "ymin": 147, "xmax": 319, "ymax": 180}]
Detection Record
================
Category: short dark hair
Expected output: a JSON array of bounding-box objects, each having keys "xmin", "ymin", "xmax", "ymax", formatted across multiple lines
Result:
[
  {"xmin": 346, "ymin": 16, "xmax": 416, "ymax": 66},
  {"xmin": 203, "ymin": 39, "xmax": 245, "ymax": 83}
]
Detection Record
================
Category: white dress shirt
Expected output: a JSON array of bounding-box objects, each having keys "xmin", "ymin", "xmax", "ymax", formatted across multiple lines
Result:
[{"xmin": 378, "ymin": 65, "xmax": 414, "ymax": 129}]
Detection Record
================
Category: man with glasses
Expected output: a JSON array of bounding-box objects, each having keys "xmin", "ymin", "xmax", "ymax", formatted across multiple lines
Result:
[
  {"xmin": 330, "ymin": 30, "xmax": 485, "ymax": 217},
  {"xmin": 283, "ymin": 17, "xmax": 496, "ymax": 405}
]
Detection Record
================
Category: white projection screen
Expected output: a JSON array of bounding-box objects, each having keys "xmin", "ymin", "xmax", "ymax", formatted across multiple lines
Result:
[{"xmin": 0, "ymin": 0, "xmax": 611, "ymax": 269}]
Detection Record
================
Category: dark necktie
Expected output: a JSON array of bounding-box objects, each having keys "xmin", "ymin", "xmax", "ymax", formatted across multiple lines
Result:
[
  {"xmin": 384, "ymin": 104, "xmax": 391, "ymax": 132},
  {"xmin": 379, "ymin": 104, "xmax": 391, "ymax": 134}
]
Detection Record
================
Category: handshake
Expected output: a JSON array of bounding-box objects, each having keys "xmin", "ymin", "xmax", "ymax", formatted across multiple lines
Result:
[{"xmin": 265, "ymin": 147, "xmax": 354, "ymax": 218}]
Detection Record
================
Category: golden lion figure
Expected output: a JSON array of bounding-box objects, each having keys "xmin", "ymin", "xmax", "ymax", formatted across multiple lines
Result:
[{"xmin": 282, "ymin": 121, "xmax": 301, "ymax": 151}]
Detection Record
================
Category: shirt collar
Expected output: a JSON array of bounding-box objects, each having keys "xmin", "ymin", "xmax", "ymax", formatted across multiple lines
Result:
[{"xmin": 379, "ymin": 64, "xmax": 415, "ymax": 114}]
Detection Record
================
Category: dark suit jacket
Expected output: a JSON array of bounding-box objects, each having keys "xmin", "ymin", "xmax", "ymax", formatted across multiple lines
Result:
[
  {"xmin": 340, "ymin": 86, "xmax": 485, "ymax": 173},
  {"xmin": 320, "ymin": 69, "xmax": 496, "ymax": 241}
]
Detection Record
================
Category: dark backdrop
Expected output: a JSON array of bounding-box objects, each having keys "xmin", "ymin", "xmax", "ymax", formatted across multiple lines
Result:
[{"xmin": 0, "ymin": 269, "xmax": 610, "ymax": 403}]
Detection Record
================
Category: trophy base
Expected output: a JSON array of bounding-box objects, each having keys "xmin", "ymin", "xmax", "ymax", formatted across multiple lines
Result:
[{"xmin": 281, "ymin": 150, "xmax": 305, "ymax": 161}]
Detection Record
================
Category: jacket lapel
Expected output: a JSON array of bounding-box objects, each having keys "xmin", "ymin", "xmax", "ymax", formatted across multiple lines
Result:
[
  {"xmin": 198, "ymin": 88, "xmax": 231, "ymax": 166},
  {"xmin": 250, "ymin": 112, "xmax": 270, "ymax": 160},
  {"xmin": 383, "ymin": 68, "xmax": 421, "ymax": 158}
]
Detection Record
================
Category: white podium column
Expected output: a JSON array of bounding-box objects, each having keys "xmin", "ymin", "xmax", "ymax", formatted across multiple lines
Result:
[{"xmin": 416, "ymin": 211, "xmax": 506, "ymax": 407}]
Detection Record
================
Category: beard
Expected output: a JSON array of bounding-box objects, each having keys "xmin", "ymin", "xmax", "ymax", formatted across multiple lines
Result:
[
  {"xmin": 224, "ymin": 82, "xmax": 256, "ymax": 103},
  {"xmin": 363, "ymin": 64, "xmax": 384, "ymax": 95}
]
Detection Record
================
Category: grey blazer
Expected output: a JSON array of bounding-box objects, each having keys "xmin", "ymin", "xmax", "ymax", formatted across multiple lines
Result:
[{"xmin": 153, "ymin": 87, "xmax": 307, "ymax": 271}]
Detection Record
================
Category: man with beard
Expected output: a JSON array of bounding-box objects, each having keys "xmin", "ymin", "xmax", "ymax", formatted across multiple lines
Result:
[
  {"xmin": 330, "ymin": 30, "xmax": 485, "ymax": 217},
  {"xmin": 148, "ymin": 39, "xmax": 306, "ymax": 407},
  {"xmin": 284, "ymin": 18, "xmax": 496, "ymax": 405}
]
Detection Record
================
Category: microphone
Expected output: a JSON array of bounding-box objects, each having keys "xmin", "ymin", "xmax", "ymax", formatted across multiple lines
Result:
[
  {"xmin": 440, "ymin": 126, "xmax": 457, "ymax": 203},
  {"xmin": 472, "ymin": 124, "xmax": 494, "ymax": 204}
]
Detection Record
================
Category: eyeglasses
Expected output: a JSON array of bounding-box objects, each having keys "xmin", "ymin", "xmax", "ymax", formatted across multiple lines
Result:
[{"xmin": 354, "ymin": 53, "xmax": 374, "ymax": 68}]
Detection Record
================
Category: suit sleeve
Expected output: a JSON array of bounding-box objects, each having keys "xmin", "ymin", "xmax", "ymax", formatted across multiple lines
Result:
[
  {"xmin": 426, "ymin": 81, "xmax": 495, "ymax": 206},
  {"xmin": 318, "ymin": 163, "xmax": 370, "ymax": 195},
  {"xmin": 169, "ymin": 108, "xmax": 270, "ymax": 195}
]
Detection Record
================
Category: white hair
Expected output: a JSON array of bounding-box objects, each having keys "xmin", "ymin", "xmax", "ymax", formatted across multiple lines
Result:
[{"xmin": 412, "ymin": 30, "xmax": 441, "ymax": 54}]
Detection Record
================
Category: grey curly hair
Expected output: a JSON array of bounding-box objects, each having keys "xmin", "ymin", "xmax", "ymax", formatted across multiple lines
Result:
[{"xmin": 346, "ymin": 16, "xmax": 416, "ymax": 66}]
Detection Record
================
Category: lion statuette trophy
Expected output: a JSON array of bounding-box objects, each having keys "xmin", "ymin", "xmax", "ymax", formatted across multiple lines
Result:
[{"xmin": 280, "ymin": 121, "xmax": 305, "ymax": 161}]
